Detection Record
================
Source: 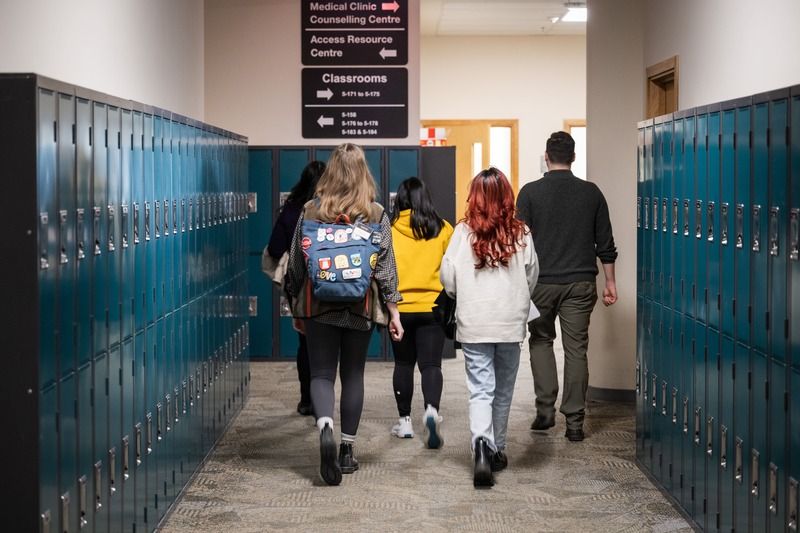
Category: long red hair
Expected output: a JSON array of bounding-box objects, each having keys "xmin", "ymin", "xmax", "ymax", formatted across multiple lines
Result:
[{"xmin": 462, "ymin": 167, "xmax": 528, "ymax": 269}]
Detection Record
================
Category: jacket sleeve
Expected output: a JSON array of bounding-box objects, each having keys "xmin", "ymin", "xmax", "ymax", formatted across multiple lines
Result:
[
  {"xmin": 439, "ymin": 225, "xmax": 459, "ymax": 297},
  {"xmin": 515, "ymin": 185, "xmax": 533, "ymax": 228},
  {"xmin": 594, "ymin": 190, "xmax": 618, "ymax": 264},
  {"xmin": 524, "ymin": 230, "xmax": 539, "ymax": 297},
  {"xmin": 266, "ymin": 204, "xmax": 298, "ymax": 258},
  {"xmin": 284, "ymin": 211, "xmax": 307, "ymax": 297},
  {"xmin": 373, "ymin": 211, "xmax": 402, "ymax": 303}
]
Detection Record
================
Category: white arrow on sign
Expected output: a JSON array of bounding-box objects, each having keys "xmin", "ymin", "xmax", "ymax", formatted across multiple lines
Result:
[
  {"xmin": 379, "ymin": 48, "xmax": 397, "ymax": 60},
  {"xmin": 316, "ymin": 88, "xmax": 333, "ymax": 100},
  {"xmin": 382, "ymin": 1, "xmax": 400, "ymax": 12},
  {"xmin": 317, "ymin": 115, "xmax": 334, "ymax": 128}
]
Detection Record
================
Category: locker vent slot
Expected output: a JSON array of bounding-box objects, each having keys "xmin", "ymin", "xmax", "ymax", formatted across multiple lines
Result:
[{"xmin": 720, "ymin": 203, "xmax": 729, "ymax": 245}]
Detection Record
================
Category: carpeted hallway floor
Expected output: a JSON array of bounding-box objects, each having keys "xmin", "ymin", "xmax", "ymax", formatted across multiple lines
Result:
[{"xmin": 160, "ymin": 346, "xmax": 692, "ymax": 533}]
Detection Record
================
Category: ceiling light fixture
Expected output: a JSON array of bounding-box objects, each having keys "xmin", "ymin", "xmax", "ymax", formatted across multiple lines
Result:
[
  {"xmin": 561, "ymin": 3, "xmax": 587, "ymax": 22},
  {"xmin": 550, "ymin": 16, "xmax": 560, "ymax": 23}
]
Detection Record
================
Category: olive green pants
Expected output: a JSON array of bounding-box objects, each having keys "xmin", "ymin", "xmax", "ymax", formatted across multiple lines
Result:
[{"xmin": 528, "ymin": 281, "xmax": 598, "ymax": 430}]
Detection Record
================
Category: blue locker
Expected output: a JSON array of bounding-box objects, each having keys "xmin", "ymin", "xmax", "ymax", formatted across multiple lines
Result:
[
  {"xmin": 107, "ymin": 106, "xmax": 122, "ymax": 349},
  {"xmin": 654, "ymin": 304, "xmax": 667, "ymax": 485},
  {"xmin": 695, "ymin": 111, "xmax": 709, "ymax": 325},
  {"xmin": 768, "ymin": 360, "xmax": 787, "ymax": 533},
  {"xmin": 679, "ymin": 314, "xmax": 694, "ymax": 512},
  {"xmin": 248, "ymin": 147, "xmax": 272, "ymax": 255},
  {"xmin": 652, "ymin": 118, "xmax": 664, "ymax": 309},
  {"xmin": 692, "ymin": 320, "xmax": 707, "ymax": 527},
  {"xmin": 670, "ymin": 311, "xmax": 683, "ymax": 501},
  {"xmin": 77, "ymin": 362, "xmax": 94, "ymax": 532},
  {"xmin": 171, "ymin": 121, "xmax": 183, "ymax": 313},
  {"xmin": 752, "ymin": 351, "xmax": 769, "ymax": 530},
  {"xmin": 120, "ymin": 108, "xmax": 134, "ymax": 342},
  {"xmin": 40, "ymin": 385, "xmax": 59, "ymax": 533},
  {"xmin": 790, "ymin": 369, "xmax": 800, "ymax": 533},
  {"xmin": 58, "ymin": 372, "xmax": 78, "ymax": 533},
  {"xmin": 663, "ymin": 309, "xmax": 676, "ymax": 492},
  {"xmin": 707, "ymin": 108, "xmax": 721, "ymax": 331},
  {"xmin": 734, "ymin": 102, "xmax": 753, "ymax": 347},
  {"xmin": 154, "ymin": 319, "xmax": 167, "ymax": 524},
  {"xmin": 637, "ymin": 126, "xmax": 646, "ymax": 301},
  {"xmin": 164, "ymin": 312, "xmax": 177, "ymax": 509},
  {"xmin": 681, "ymin": 114, "xmax": 697, "ymax": 318},
  {"xmin": 38, "ymin": 87, "xmax": 58, "ymax": 389},
  {"xmin": 720, "ymin": 103, "xmax": 737, "ymax": 339},
  {"xmin": 120, "ymin": 337, "xmax": 134, "ymax": 533},
  {"xmin": 662, "ymin": 119, "xmax": 675, "ymax": 310},
  {"xmin": 641, "ymin": 299, "xmax": 653, "ymax": 471},
  {"xmin": 107, "ymin": 344, "xmax": 122, "ymax": 530},
  {"xmin": 132, "ymin": 110, "xmax": 145, "ymax": 334},
  {"xmin": 161, "ymin": 117, "xmax": 173, "ymax": 318},
  {"xmin": 144, "ymin": 112, "xmax": 156, "ymax": 327},
  {"xmin": 718, "ymin": 335, "xmax": 735, "ymax": 533},
  {"xmin": 672, "ymin": 118, "xmax": 685, "ymax": 315},
  {"xmin": 248, "ymin": 254, "xmax": 272, "ymax": 357},
  {"xmin": 752, "ymin": 97, "xmax": 770, "ymax": 353},
  {"xmin": 791, "ymin": 87, "xmax": 800, "ymax": 372},
  {"xmin": 93, "ymin": 353, "xmax": 109, "ymax": 533},
  {"xmin": 143, "ymin": 325, "xmax": 158, "ymax": 524},
  {"xmin": 76, "ymin": 97, "xmax": 93, "ymax": 368},
  {"xmin": 133, "ymin": 331, "xmax": 147, "ymax": 532},
  {"xmin": 732, "ymin": 343, "xmax": 751, "ymax": 533},
  {"xmin": 57, "ymin": 91, "xmax": 77, "ymax": 377},
  {"xmin": 92, "ymin": 102, "xmax": 109, "ymax": 359},
  {"xmin": 152, "ymin": 114, "xmax": 164, "ymax": 323},
  {"xmin": 705, "ymin": 327, "xmax": 720, "ymax": 531},
  {"xmin": 768, "ymin": 93, "xmax": 790, "ymax": 364}
]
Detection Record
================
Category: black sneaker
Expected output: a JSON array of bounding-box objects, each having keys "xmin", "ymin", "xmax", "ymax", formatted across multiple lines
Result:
[
  {"xmin": 297, "ymin": 401, "xmax": 314, "ymax": 416},
  {"xmin": 473, "ymin": 437, "xmax": 495, "ymax": 488},
  {"xmin": 530, "ymin": 414, "xmax": 555, "ymax": 431},
  {"xmin": 319, "ymin": 424, "xmax": 342, "ymax": 485},
  {"xmin": 490, "ymin": 450, "xmax": 508, "ymax": 472},
  {"xmin": 565, "ymin": 428, "xmax": 585, "ymax": 442},
  {"xmin": 338, "ymin": 442, "xmax": 359, "ymax": 474}
]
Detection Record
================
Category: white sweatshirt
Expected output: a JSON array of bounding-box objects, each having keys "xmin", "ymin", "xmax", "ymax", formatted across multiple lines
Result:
[{"xmin": 440, "ymin": 223, "xmax": 539, "ymax": 344}]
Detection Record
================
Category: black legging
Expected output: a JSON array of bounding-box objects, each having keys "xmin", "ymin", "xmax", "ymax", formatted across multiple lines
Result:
[
  {"xmin": 297, "ymin": 333, "xmax": 311, "ymax": 404},
  {"xmin": 304, "ymin": 319, "xmax": 372, "ymax": 436},
  {"xmin": 390, "ymin": 312, "xmax": 444, "ymax": 417}
]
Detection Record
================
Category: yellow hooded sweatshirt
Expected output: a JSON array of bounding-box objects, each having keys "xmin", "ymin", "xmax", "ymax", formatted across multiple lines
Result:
[{"xmin": 391, "ymin": 209, "xmax": 454, "ymax": 313}]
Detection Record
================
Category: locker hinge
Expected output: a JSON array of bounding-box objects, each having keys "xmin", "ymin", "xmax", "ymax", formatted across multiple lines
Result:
[
  {"xmin": 748, "ymin": 305, "xmax": 752, "ymax": 324},
  {"xmin": 248, "ymin": 296, "xmax": 258, "ymax": 317},
  {"xmin": 246, "ymin": 193, "xmax": 258, "ymax": 213},
  {"xmin": 691, "ymin": 486, "xmax": 695, "ymax": 501}
]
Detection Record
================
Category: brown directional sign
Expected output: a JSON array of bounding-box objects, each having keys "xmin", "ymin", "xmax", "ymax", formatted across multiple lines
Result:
[{"xmin": 302, "ymin": 0, "xmax": 408, "ymax": 65}]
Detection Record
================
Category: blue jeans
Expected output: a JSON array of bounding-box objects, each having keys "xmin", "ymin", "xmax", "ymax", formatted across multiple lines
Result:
[{"xmin": 462, "ymin": 342, "xmax": 521, "ymax": 452}]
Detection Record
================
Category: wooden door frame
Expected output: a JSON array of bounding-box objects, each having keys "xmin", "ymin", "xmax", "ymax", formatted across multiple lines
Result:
[
  {"xmin": 646, "ymin": 55, "xmax": 679, "ymax": 119},
  {"xmin": 563, "ymin": 119, "xmax": 586, "ymax": 132},
  {"xmin": 420, "ymin": 119, "xmax": 519, "ymax": 192}
]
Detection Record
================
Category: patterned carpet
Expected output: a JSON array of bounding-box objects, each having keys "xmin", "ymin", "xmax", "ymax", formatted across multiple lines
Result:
[{"xmin": 160, "ymin": 346, "xmax": 693, "ymax": 533}]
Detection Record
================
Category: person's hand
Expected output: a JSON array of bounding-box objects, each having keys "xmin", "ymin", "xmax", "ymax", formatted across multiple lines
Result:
[
  {"xmin": 293, "ymin": 318, "xmax": 306, "ymax": 334},
  {"xmin": 602, "ymin": 281, "xmax": 617, "ymax": 307},
  {"xmin": 388, "ymin": 311, "xmax": 404, "ymax": 341}
]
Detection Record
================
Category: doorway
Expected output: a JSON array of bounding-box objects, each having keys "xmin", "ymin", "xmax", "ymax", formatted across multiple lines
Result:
[
  {"xmin": 420, "ymin": 119, "xmax": 519, "ymax": 219},
  {"xmin": 646, "ymin": 55, "xmax": 679, "ymax": 119},
  {"xmin": 564, "ymin": 119, "xmax": 587, "ymax": 180}
]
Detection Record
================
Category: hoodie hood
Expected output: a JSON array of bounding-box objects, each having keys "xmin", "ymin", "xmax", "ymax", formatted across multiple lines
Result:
[{"xmin": 392, "ymin": 209, "xmax": 417, "ymax": 238}]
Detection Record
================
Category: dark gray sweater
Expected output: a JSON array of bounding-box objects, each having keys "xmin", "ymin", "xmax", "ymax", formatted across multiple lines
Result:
[{"xmin": 516, "ymin": 170, "xmax": 617, "ymax": 284}]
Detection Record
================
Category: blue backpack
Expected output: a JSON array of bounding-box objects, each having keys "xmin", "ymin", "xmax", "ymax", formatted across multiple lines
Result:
[{"xmin": 301, "ymin": 213, "xmax": 382, "ymax": 303}]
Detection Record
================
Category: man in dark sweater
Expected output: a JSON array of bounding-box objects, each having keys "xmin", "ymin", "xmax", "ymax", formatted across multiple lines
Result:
[{"xmin": 516, "ymin": 131, "xmax": 618, "ymax": 442}]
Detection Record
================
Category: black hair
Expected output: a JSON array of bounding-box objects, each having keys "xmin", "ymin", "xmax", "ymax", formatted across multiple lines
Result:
[
  {"xmin": 390, "ymin": 177, "xmax": 445, "ymax": 240},
  {"xmin": 546, "ymin": 131, "xmax": 576, "ymax": 165},
  {"xmin": 285, "ymin": 160, "xmax": 325, "ymax": 206}
]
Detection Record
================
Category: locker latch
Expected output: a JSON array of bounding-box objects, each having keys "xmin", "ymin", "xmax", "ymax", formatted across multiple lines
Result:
[
  {"xmin": 735, "ymin": 437, "xmax": 743, "ymax": 483},
  {"xmin": 769, "ymin": 462, "xmax": 778, "ymax": 514},
  {"xmin": 156, "ymin": 403, "xmax": 163, "ymax": 441},
  {"xmin": 672, "ymin": 199, "xmax": 679, "ymax": 234},
  {"xmin": 93, "ymin": 461, "xmax": 102, "ymax": 511},
  {"xmin": 76, "ymin": 208, "xmax": 86, "ymax": 260},
  {"xmin": 133, "ymin": 203, "xmax": 140, "ymax": 245},
  {"xmin": 144, "ymin": 202, "xmax": 151, "ymax": 241},
  {"xmin": 735, "ymin": 204, "xmax": 745, "ymax": 249},
  {"xmin": 661, "ymin": 198, "xmax": 668, "ymax": 233},
  {"xmin": 39, "ymin": 212, "xmax": 51, "ymax": 270},
  {"xmin": 93, "ymin": 207, "xmax": 102, "ymax": 256},
  {"xmin": 752, "ymin": 204, "xmax": 762, "ymax": 252},
  {"xmin": 121, "ymin": 204, "xmax": 129, "ymax": 249},
  {"xmin": 165, "ymin": 394, "xmax": 172, "ymax": 432},
  {"xmin": 122, "ymin": 435, "xmax": 129, "ymax": 480},
  {"xmin": 720, "ymin": 425, "xmax": 728, "ymax": 469},
  {"xmin": 695, "ymin": 200, "xmax": 703, "ymax": 239},
  {"xmin": 78, "ymin": 475, "xmax": 87, "ymax": 528},
  {"xmin": 40, "ymin": 509, "xmax": 51, "ymax": 533},
  {"xmin": 652, "ymin": 197, "xmax": 659, "ymax": 233},
  {"xmin": 706, "ymin": 202, "xmax": 715, "ymax": 242},
  {"xmin": 107, "ymin": 205, "xmax": 116, "ymax": 252},
  {"xmin": 60, "ymin": 492, "xmax": 69, "ymax": 533},
  {"xmin": 188, "ymin": 198, "xmax": 194, "ymax": 232},
  {"xmin": 720, "ymin": 202, "xmax": 729, "ymax": 245},
  {"xmin": 752, "ymin": 449, "xmax": 760, "ymax": 498},
  {"xmin": 181, "ymin": 199, "xmax": 186, "ymax": 233},
  {"xmin": 135, "ymin": 423, "xmax": 142, "ymax": 466},
  {"xmin": 247, "ymin": 192, "xmax": 257, "ymax": 213},
  {"xmin": 154, "ymin": 201, "xmax": 160, "ymax": 238},
  {"xmin": 249, "ymin": 296, "xmax": 258, "ymax": 317},
  {"xmin": 682, "ymin": 397, "xmax": 689, "ymax": 434},
  {"xmin": 693, "ymin": 407, "xmax": 702, "ymax": 445},
  {"xmin": 706, "ymin": 416, "xmax": 714, "ymax": 456},
  {"xmin": 162, "ymin": 199, "xmax": 169, "ymax": 238},
  {"xmin": 660, "ymin": 381, "xmax": 667, "ymax": 416},
  {"xmin": 671, "ymin": 387, "xmax": 677, "ymax": 424},
  {"xmin": 146, "ymin": 413, "xmax": 153, "ymax": 454},
  {"xmin": 769, "ymin": 207, "xmax": 780, "ymax": 256},
  {"xmin": 174, "ymin": 386, "xmax": 180, "ymax": 423},
  {"xmin": 789, "ymin": 477, "xmax": 798, "ymax": 530},
  {"xmin": 59, "ymin": 209, "xmax": 69, "ymax": 264},
  {"xmin": 683, "ymin": 200, "xmax": 690, "ymax": 237},
  {"xmin": 172, "ymin": 199, "xmax": 178, "ymax": 235},
  {"xmin": 790, "ymin": 208, "xmax": 799, "ymax": 261}
]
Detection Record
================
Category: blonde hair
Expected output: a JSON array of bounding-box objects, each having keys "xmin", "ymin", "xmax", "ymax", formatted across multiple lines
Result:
[{"xmin": 315, "ymin": 143, "xmax": 378, "ymax": 222}]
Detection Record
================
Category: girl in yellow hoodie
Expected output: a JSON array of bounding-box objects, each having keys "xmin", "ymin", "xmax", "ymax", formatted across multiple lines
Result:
[{"xmin": 390, "ymin": 177, "xmax": 453, "ymax": 448}]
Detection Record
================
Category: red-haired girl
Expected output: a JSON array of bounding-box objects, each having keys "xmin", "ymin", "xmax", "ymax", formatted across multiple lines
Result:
[{"xmin": 440, "ymin": 167, "xmax": 539, "ymax": 488}]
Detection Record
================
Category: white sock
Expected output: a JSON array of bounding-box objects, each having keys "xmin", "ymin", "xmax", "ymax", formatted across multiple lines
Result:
[
  {"xmin": 341, "ymin": 432, "xmax": 356, "ymax": 444},
  {"xmin": 316, "ymin": 416, "xmax": 334, "ymax": 432}
]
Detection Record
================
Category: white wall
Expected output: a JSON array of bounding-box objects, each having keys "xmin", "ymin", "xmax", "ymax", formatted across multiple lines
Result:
[
  {"xmin": 0, "ymin": 0, "xmax": 205, "ymax": 120},
  {"xmin": 421, "ymin": 35, "xmax": 586, "ymax": 185},
  {"xmin": 204, "ymin": 0, "xmax": 420, "ymax": 146},
  {"xmin": 586, "ymin": 0, "xmax": 644, "ymax": 392},
  {"xmin": 645, "ymin": 0, "xmax": 800, "ymax": 109}
]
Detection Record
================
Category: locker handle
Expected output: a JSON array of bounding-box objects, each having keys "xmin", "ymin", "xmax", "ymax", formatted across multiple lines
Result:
[
  {"xmin": 156, "ymin": 403, "xmax": 163, "ymax": 441},
  {"xmin": 720, "ymin": 425, "xmax": 727, "ymax": 469},
  {"xmin": 201, "ymin": 195, "xmax": 207, "ymax": 229},
  {"xmin": 672, "ymin": 199, "xmax": 679, "ymax": 234},
  {"xmin": 92, "ymin": 207, "xmax": 101, "ymax": 256},
  {"xmin": 188, "ymin": 198, "xmax": 194, "ymax": 232},
  {"xmin": 165, "ymin": 394, "xmax": 172, "ymax": 432},
  {"xmin": 693, "ymin": 407, "xmax": 701, "ymax": 445},
  {"xmin": 769, "ymin": 207, "xmax": 780, "ymax": 256},
  {"xmin": 644, "ymin": 198, "xmax": 650, "ymax": 230},
  {"xmin": 122, "ymin": 436, "xmax": 129, "ymax": 481},
  {"xmin": 683, "ymin": 199, "xmax": 690, "ymax": 237},
  {"xmin": 93, "ymin": 461, "xmax": 102, "ymax": 510},
  {"xmin": 76, "ymin": 208, "xmax": 86, "ymax": 260},
  {"xmin": 59, "ymin": 209, "xmax": 69, "ymax": 264},
  {"xmin": 154, "ymin": 201, "xmax": 160, "ymax": 238},
  {"xmin": 790, "ymin": 208, "xmax": 799, "ymax": 261},
  {"xmin": 650, "ymin": 374, "xmax": 657, "ymax": 409},
  {"xmin": 132, "ymin": 203, "xmax": 139, "ymax": 245},
  {"xmin": 60, "ymin": 492, "xmax": 69, "ymax": 533},
  {"xmin": 195, "ymin": 369, "xmax": 201, "ymax": 400},
  {"xmin": 682, "ymin": 397, "xmax": 688, "ymax": 434},
  {"xmin": 752, "ymin": 204, "xmax": 761, "ymax": 252},
  {"xmin": 108, "ymin": 448, "xmax": 116, "ymax": 494},
  {"xmin": 146, "ymin": 413, "xmax": 152, "ymax": 454},
  {"xmin": 706, "ymin": 201, "xmax": 715, "ymax": 242},
  {"xmin": 134, "ymin": 423, "xmax": 142, "ymax": 466},
  {"xmin": 789, "ymin": 477, "xmax": 798, "ymax": 530},
  {"xmin": 720, "ymin": 202, "xmax": 729, "ymax": 245},
  {"xmin": 182, "ymin": 381, "xmax": 188, "ymax": 414},
  {"xmin": 144, "ymin": 202, "xmax": 151, "ymax": 241},
  {"xmin": 162, "ymin": 199, "xmax": 169, "ymax": 239},
  {"xmin": 107, "ymin": 205, "xmax": 116, "ymax": 252},
  {"xmin": 40, "ymin": 212, "xmax": 50, "ymax": 269},
  {"xmin": 78, "ymin": 475, "xmax": 87, "ymax": 528},
  {"xmin": 172, "ymin": 199, "xmax": 178, "ymax": 235},
  {"xmin": 181, "ymin": 198, "xmax": 186, "ymax": 233},
  {"xmin": 671, "ymin": 387, "xmax": 677, "ymax": 424},
  {"xmin": 752, "ymin": 449, "xmax": 760, "ymax": 497},
  {"xmin": 174, "ymin": 386, "xmax": 180, "ymax": 423},
  {"xmin": 706, "ymin": 416, "xmax": 714, "ymax": 456},
  {"xmin": 121, "ymin": 204, "xmax": 129, "ymax": 249},
  {"xmin": 660, "ymin": 381, "xmax": 667, "ymax": 416},
  {"xmin": 735, "ymin": 437, "xmax": 743, "ymax": 483},
  {"xmin": 769, "ymin": 462, "xmax": 778, "ymax": 514},
  {"xmin": 661, "ymin": 198, "xmax": 668, "ymax": 233},
  {"xmin": 735, "ymin": 203, "xmax": 745, "ymax": 249},
  {"xmin": 695, "ymin": 200, "xmax": 703, "ymax": 239},
  {"xmin": 652, "ymin": 196, "xmax": 659, "ymax": 232}
]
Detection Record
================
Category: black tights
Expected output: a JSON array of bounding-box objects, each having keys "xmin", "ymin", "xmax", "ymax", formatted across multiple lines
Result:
[
  {"xmin": 390, "ymin": 312, "xmax": 444, "ymax": 417},
  {"xmin": 304, "ymin": 319, "xmax": 372, "ymax": 436}
]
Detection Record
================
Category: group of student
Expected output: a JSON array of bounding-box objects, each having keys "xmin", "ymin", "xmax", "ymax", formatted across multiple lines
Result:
[{"xmin": 266, "ymin": 132, "xmax": 618, "ymax": 488}]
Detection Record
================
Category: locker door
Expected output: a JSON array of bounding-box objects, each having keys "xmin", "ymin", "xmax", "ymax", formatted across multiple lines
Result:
[
  {"xmin": 143, "ymin": 112, "xmax": 155, "ymax": 327},
  {"xmin": 791, "ymin": 87, "xmax": 800, "ymax": 373},
  {"xmin": 76, "ymin": 97, "xmax": 93, "ymax": 369},
  {"xmin": 768, "ymin": 360, "xmax": 787, "ymax": 533},
  {"xmin": 672, "ymin": 117, "xmax": 685, "ymax": 315},
  {"xmin": 651, "ymin": 303, "xmax": 664, "ymax": 482},
  {"xmin": 107, "ymin": 344, "xmax": 122, "ymax": 531},
  {"xmin": 171, "ymin": 121, "xmax": 182, "ymax": 313},
  {"xmin": 120, "ymin": 337, "xmax": 134, "ymax": 533},
  {"xmin": 246, "ymin": 149, "xmax": 272, "ymax": 356},
  {"xmin": 133, "ymin": 331, "xmax": 147, "ymax": 532},
  {"xmin": 93, "ymin": 353, "xmax": 109, "ymax": 533},
  {"xmin": 58, "ymin": 373, "xmax": 79, "ymax": 533},
  {"xmin": 92, "ymin": 102, "xmax": 109, "ymax": 359},
  {"xmin": 705, "ymin": 327, "xmax": 720, "ymax": 531},
  {"xmin": 57, "ymin": 91, "xmax": 77, "ymax": 378},
  {"xmin": 77, "ymin": 363, "xmax": 93, "ymax": 533},
  {"xmin": 663, "ymin": 119, "xmax": 675, "ymax": 310},
  {"xmin": 153, "ymin": 319, "xmax": 167, "ymax": 524},
  {"xmin": 752, "ymin": 97, "xmax": 770, "ymax": 354},
  {"xmin": 120, "ymin": 108, "xmax": 133, "ymax": 342},
  {"xmin": 720, "ymin": 104, "xmax": 737, "ymax": 339},
  {"xmin": 642, "ymin": 123, "xmax": 653, "ymax": 303},
  {"xmin": 768, "ymin": 93, "xmax": 790, "ymax": 365},
  {"xmin": 692, "ymin": 320, "xmax": 707, "ymax": 528},
  {"xmin": 144, "ymin": 325, "xmax": 158, "ymax": 525},
  {"xmin": 718, "ymin": 335, "xmax": 735, "ymax": 533},
  {"xmin": 152, "ymin": 115, "xmax": 163, "ymax": 323},
  {"xmin": 161, "ymin": 118, "xmax": 173, "ymax": 318},
  {"xmin": 652, "ymin": 119, "xmax": 664, "ymax": 308},
  {"xmin": 40, "ymin": 385, "xmax": 59, "ymax": 533},
  {"xmin": 107, "ymin": 106, "xmax": 122, "ymax": 349},
  {"xmin": 695, "ymin": 111, "xmax": 709, "ymax": 325},
  {"xmin": 734, "ymin": 102, "xmax": 753, "ymax": 347},
  {"xmin": 679, "ymin": 314, "xmax": 693, "ymax": 512},
  {"xmin": 707, "ymin": 108, "xmax": 721, "ymax": 331},
  {"xmin": 789, "ymin": 369, "xmax": 800, "ymax": 533},
  {"xmin": 132, "ymin": 110, "xmax": 145, "ymax": 334},
  {"xmin": 752, "ymin": 351, "xmax": 769, "ymax": 530},
  {"xmin": 641, "ymin": 299, "xmax": 653, "ymax": 471},
  {"xmin": 38, "ymin": 87, "xmax": 58, "ymax": 389},
  {"xmin": 637, "ymin": 125, "xmax": 645, "ymax": 301},
  {"xmin": 664, "ymin": 309, "xmax": 677, "ymax": 494},
  {"xmin": 682, "ymin": 115, "xmax": 697, "ymax": 318},
  {"xmin": 636, "ymin": 296, "xmax": 644, "ymax": 463},
  {"xmin": 732, "ymin": 343, "xmax": 751, "ymax": 533}
]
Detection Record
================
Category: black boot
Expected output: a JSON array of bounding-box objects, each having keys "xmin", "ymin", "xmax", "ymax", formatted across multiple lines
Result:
[
  {"xmin": 319, "ymin": 423, "xmax": 342, "ymax": 486},
  {"xmin": 473, "ymin": 437, "xmax": 495, "ymax": 488},
  {"xmin": 339, "ymin": 442, "xmax": 359, "ymax": 474},
  {"xmin": 491, "ymin": 450, "xmax": 508, "ymax": 472}
]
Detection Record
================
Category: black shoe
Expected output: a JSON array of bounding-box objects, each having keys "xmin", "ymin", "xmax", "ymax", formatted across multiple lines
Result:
[
  {"xmin": 319, "ymin": 424, "xmax": 342, "ymax": 486},
  {"xmin": 530, "ymin": 413, "xmax": 556, "ymax": 431},
  {"xmin": 565, "ymin": 428, "xmax": 585, "ymax": 442},
  {"xmin": 297, "ymin": 401, "xmax": 313, "ymax": 416},
  {"xmin": 473, "ymin": 437, "xmax": 495, "ymax": 488},
  {"xmin": 490, "ymin": 450, "xmax": 508, "ymax": 472},
  {"xmin": 338, "ymin": 442, "xmax": 359, "ymax": 474}
]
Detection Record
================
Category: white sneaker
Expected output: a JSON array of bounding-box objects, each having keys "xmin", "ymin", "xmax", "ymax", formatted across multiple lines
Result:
[
  {"xmin": 423, "ymin": 405, "xmax": 444, "ymax": 449},
  {"xmin": 391, "ymin": 416, "xmax": 414, "ymax": 438}
]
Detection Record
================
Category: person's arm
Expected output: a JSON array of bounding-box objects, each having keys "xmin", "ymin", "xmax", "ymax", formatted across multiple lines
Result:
[
  {"xmin": 524, "ymin": 231, "xmax": 539, "ymax": 297},
  {"xmin": 373, "ymin": 211, "xmax": 403, "ymax": 305},
  {"xmin": 266, "ymin": 205, "xmax": 294, "ymax": 258},
  {"xmin": 601, "ymin": 262, "xmax": 617, "ymax": 306},
  {"xmin": 594, "ymin": 190, "xmax": 618, "ymax": 307},
  {"xmin": 439, "ymin": 226, "xmax": 459, "ymax": 297},
  {"xmin": 284, "ymin": 211, "xmax": 307, "ymax": 298}
]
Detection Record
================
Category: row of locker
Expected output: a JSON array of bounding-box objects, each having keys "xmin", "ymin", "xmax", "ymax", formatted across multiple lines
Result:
[
  {"xmin": 247, "ymin": 146, "xmax": 456, "ymax": 361},
  {"xmin": 637, "ymin": 299, "xmax": 800, "ymax": 532},
  {"xmin": 0, "ymin": 74, "xmax": 252, "ymax": 533},
  {"xmin": 636, "ymin": 85, "xmax": 800, "ymax": 368}
]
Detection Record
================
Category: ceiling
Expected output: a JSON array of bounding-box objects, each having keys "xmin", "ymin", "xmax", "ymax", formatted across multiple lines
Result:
[{"xmin": 421, "ymin": 0, "xmax": 586, "ymax": 36}]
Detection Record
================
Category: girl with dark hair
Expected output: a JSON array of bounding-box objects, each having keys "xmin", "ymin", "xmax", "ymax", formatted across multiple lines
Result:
[
  {"xmin": 267, "ymin": 160, "xmax": 325, "ymax": 416},
  {"xmin": 440, "ymin": 167, "xmax": 539, "ymax": 488},
  {"xmin": 389, "ymin": 177, "xmax": 453, "ymax": 447}
]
